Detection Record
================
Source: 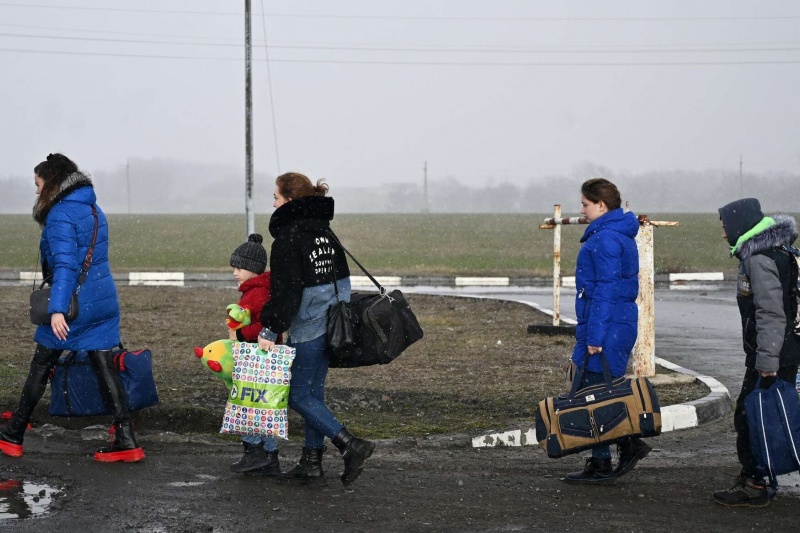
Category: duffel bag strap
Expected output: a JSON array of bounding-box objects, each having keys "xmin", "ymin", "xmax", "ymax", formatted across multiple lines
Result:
[
  {"xmin": 326, "ymin": 229, "xmax": 386, "ymax": 296},
  {"xmin": 55, "ymin": 351, "xmax": 79, "ymax": 367},
  {"xmin": 329, "ymin": 243, "xmax": 343, "ymax": 302},
  {"xmin": 113, "ymin": 342, "xmax": 128, "ymax": 372},
  {"xmin": 114, "ymin": 352, "xmax": 126, "ymax": 372},
  {"xmin": 597, "ymin": 351, "xmax": 614, "ymax": 390},
  {"xmin": 53, "ymin": 353, "xmax": 78, "ymax": 416},
  {"xmin": 567, "ymin": 350, "xmax": 615, "ymax": 399},
  {"xmin": 61, "ymin": 362, "xmax": 73, "ymax": 416}
]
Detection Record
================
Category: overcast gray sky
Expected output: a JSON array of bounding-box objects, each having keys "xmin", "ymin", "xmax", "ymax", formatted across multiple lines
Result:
[{"xmin": 1, "ymin": 0, "xmax": 799, "ymax": 188}]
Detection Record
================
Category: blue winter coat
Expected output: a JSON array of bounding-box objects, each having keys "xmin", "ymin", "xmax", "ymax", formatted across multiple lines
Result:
[
  {"xmin": 571, "ymin": 208, "xmax": 639, "ymax": 377},
  {"xmin": 34, "ymin": 185, "xmax": 120, "ymax": 350}
]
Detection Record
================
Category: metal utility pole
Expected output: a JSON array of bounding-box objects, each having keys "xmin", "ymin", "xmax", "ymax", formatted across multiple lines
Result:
[
  {"xmin": 423, "ymin": 161, "xmax": 429, "ymax": 214},
  {"xmin": 244, "ymin": 0, "xmax": 255, "ymax": 238},
  {"xmin": 126, "ymin": 158, "xmax": 131, "ymax": 214},
  {"xmin": 739, "ymin": 155, "xmax": 743, "ymax": 197}
]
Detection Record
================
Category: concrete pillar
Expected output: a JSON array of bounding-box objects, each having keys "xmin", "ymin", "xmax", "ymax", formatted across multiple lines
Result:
[{"xmin": 633, "ymin": 220, "xmax": 655, "ymax": 377}]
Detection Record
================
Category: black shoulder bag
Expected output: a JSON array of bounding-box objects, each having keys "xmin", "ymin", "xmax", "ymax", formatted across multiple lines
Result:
[
  {"xmin": 327, "ymin": 256, "xmax": 356, "ymax": 351},
  {"xmin": 29, "ymin": 205, "xmax": 99, "ymax": 326},
  {"xmin": 325, "ymin": 229, "xmax": 424, "ymax": 368}
]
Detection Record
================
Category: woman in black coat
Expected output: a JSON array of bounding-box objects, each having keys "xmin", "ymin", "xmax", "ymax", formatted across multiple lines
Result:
[{"xmin": 258, "ymin": 172, "xmax": 375, "ymax": 487}]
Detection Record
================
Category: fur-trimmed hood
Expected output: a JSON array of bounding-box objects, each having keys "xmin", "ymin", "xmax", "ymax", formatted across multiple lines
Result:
[
  {"xmin": 33, "ymin": 172, "xmax": 94, "ymax": 225},
  {"xmin": 736, "ymin": 214, "xmax": 798, "ymax": 260}
]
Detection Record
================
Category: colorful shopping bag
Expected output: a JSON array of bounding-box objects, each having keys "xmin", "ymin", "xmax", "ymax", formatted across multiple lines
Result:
[{"xmin": 220, "ymin": 343, "xmax": 295, "ymax": 440}]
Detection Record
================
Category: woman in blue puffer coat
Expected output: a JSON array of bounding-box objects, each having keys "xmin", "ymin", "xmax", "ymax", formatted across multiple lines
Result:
[
  {"xmin": 563, "ymin": 178, "xmax": 648, "ymax": 485},
  {"xmin": 0, "ymin": 153, "xmax": 144, "ymax": 463}
]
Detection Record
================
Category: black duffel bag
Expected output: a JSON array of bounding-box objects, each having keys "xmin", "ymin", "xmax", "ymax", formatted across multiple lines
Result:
[
  {"xmin": 326, "ymin": 230, "xmax": 424, "ymax": 368},
  {"xmin": 329, "ymin": 289, "xmax": 424, "ymax": 368}
]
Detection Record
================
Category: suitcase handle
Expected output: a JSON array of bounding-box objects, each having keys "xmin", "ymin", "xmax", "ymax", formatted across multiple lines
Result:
[{"xmin": 567, "ymin": 351, "xmax": 615, "ymax": 399}]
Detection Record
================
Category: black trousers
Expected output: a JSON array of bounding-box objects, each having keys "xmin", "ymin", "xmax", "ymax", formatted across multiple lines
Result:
[{"xmin": 734, "ymin": 365, "xmax": 799, "ymax": 477}]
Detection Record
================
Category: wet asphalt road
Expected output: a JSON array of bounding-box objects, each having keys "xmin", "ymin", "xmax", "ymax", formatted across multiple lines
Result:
[{"xmin": 440, "ymin": 283, "xmax": 746, "ymax": 393}]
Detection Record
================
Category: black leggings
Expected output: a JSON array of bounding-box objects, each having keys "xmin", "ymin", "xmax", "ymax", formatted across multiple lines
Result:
[
  {"xmin": 13, "ymin": 344, "xmax": 130, "ymax": 424},
  {"xmin": 734, "ymin": 365, "xmax": 799, "ymax": 477}
]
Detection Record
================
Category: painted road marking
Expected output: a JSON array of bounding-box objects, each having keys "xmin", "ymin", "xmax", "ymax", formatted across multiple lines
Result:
[{"xmin": 129, "ymin": 272, "xmax": 185, "ymax": 286}]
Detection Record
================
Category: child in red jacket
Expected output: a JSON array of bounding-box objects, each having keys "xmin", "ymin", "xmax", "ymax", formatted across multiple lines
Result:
[
  {"xmin": 227, "ymin": 234, "xmax": 281, "ymax": 476},
  {"xmin": 229, "ymin": 234, "xmax": 272, "ymax": 344}
]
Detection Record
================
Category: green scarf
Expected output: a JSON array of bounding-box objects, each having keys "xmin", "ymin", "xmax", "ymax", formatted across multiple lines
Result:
[{"xmin": 731, "ymin": 216, "xmax": 776, "ymax": 256}]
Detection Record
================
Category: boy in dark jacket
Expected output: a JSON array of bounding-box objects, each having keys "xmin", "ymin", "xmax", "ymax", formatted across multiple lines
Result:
[
  {"xmin": 713, "ymin": 198, "xmax": 800, "ymax": 507},
  {"xmin": 227, "ymin": 234, "xmax": 281, "ymax": 476}
]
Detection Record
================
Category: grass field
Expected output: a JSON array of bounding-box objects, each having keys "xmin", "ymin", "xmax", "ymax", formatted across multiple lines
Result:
[{"xmin": 2, "ymin": 212, "xmax": 796, "ymax": 276}]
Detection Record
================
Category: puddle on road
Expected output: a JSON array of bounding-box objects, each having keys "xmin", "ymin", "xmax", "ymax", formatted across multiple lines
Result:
[
  {"xmin": 167, "ymin": 473, "xmax": 220, "ymax": 487},
  {"xmin": 168, "ymin": 481, "xmax": 205, "ymax": 487},
  {"xmin": 0, "ymin": 479, "xmax": 61, "ymax": 520}
]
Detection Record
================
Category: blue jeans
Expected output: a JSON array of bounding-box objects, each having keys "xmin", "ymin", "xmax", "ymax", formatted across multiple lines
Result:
[
  {"xmin": 579, "ymin": 370, "xmax": 611, "ymax": 460},
  {"xmin": 242, "ymin": 435, "xmax": 278, "ymax": 452},
  {"xmin": 288, "ymin": 334, "xmax": 344, "ymax": 449}
]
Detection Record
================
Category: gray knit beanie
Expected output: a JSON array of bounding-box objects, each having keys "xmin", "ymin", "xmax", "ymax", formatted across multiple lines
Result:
[{"xmin": 230, "ymin": 234, "xmax": 267, "ymax": 274}]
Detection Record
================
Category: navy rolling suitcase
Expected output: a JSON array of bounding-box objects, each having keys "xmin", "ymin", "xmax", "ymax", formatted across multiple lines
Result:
[{"xmin": 744, "ymin": 377, "xmax": 800, "ymax": 482}]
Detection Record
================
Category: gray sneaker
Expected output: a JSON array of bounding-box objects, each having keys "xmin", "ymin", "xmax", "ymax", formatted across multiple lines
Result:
[{"xmin": 712, "ymin": 474, "xmax": 769, "ymax": 508}]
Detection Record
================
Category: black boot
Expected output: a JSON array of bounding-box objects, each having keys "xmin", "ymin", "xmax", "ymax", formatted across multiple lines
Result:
[
  {"xmin": 563, "ymin": 457, "xmax": 616, "ymax": 485},
  {"xmin": 89, "ymin": 350, "xmax": 145, "ymax": 463},
  {"xmin": 230, "ymin": 442, "xmax": 274, "ymax": 474},
  {"xmin": 332, "ymin": 428, "xmax": 376, "ymax": 487},
  {"xmin": 0, "ymin": 346, "xmax": 60, "ymax": 458},
  {"xmin": 278, "ymin": 447, "xmax": 327, "ymax": 486},
  {"xmin": 95, "ymin": 422, "xmax": 145, "ymax": 463},
  {"xmin": 245, "ymin": 451, "xmax": 281, "ymax": 477},
  {"xmin": 615, "ymin": 437, "xmax": 652, "ymax": 477}
]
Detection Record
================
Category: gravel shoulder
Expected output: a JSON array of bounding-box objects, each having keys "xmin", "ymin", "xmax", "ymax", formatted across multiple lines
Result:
[{"xmin": 0, "ymin": 286, "xmax": 708, "ymax": 439}]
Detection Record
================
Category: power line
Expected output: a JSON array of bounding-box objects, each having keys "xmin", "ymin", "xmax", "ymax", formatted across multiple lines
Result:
[
  {"xmin": 231, "ymin": 43, "xmax": 800, "ymax": 55},
  {"xmin": 0, "ymin": 3, "xmax": 243, "ymax": 16},
  {"xmin": 0, "ymin": 46, "xmax": 232, "ymax": 61},
  {"xmin": 0, "ymin": 22, "xmax": 243, "ymax": 43},
  {"xmin": 3, "ymin": 21, "xmax": 800, "ymax": 51},
  {"xmin": 1, "ymin": 3, "xmax": 800, "ymax": 22},
  {"xmin": 0, "ymin": 31, "xmax": 242, "ymax": 48},
  {"xmin": 2, "ymin": 46, "xmax": 800, "ymax": 66},
  {"xmin": 4, "ymin": 31, "xmax": 800, "ymax": 55}
]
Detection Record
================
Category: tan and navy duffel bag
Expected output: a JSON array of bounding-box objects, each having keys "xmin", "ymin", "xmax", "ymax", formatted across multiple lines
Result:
[{"xmin": 536, "ymin": 353, "xmax": 661, "ymax": 459}]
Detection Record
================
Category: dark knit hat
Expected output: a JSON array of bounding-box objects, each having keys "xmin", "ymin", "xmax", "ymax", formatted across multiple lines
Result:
[
  {"xmin": 718, "ymin": 198, "xmax": 764, "ymax": 248},
  {"xmin": 230, "ymin": 234, "xmax": 267, "ymax": 274}
]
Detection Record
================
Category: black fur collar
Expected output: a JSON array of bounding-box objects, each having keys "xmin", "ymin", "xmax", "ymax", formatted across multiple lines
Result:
[{"xmin": 33, "ymin": 172, "xmax": 93, "ymax": 225}]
